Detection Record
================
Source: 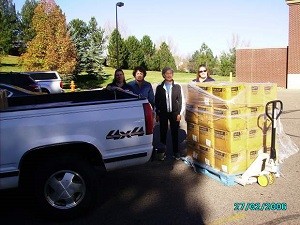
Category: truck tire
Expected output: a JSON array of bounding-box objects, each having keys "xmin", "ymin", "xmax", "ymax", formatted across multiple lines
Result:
[{"xmin": 33, "ymin": 158, "xmax": 98, "ymax": 219}]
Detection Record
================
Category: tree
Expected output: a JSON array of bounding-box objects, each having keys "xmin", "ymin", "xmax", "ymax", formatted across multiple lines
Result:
[
  {"xmin": 156, "ymin": 42, "xmax": 176, "ymax": 71},
  {"xmin": 68, "ymin": 19, "xmax": 89, "ymax": 75},
  {"xmin": 19, "ymin": 0, "xmax": 38, "ymax": 53},
  {"xmin": 84, "ymin": 17, "xmax": 106, "ymax": 77},
  {"xmin": 218, "ymin": 48, "xmax": 236, "ymax": 76},
  {"xmin": 140, "ymin": 35, "xmax": 155, "ymax": 70},
  {"xmin": 0, "ymin": 0, "xmax": 20, "ymax": 55},
  {"xmin": 21, "ymin": 0, "xmax": 76, "ymax": 75},
  {"xmin": 188, "ymin": 43, "xmax": 217, "ymax": 74},
  {"xmin": 107, "ymin": 29, "xmax": 127, "ymax": 68},
  {"xmin": 124, "ymin": 36, "xmax": 143, "ymax": 69}
]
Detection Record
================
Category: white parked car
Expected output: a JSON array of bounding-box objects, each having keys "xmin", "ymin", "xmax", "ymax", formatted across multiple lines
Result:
[{"xmin": 27, "ymin": 71, "xmax": 64, "ymax": 93}]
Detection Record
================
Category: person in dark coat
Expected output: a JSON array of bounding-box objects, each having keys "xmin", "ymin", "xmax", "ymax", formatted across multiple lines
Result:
[{"xmin": 155, "ymin": 67, "xmax": 184, "ymax": 160}]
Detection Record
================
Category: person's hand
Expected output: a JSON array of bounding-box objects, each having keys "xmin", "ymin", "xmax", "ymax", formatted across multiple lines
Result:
[{"xmin": 176, "ymin": 115, "xmax": 181, "ymax": 122}]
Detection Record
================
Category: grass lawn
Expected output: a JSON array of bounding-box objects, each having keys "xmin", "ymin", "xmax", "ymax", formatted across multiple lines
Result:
[
  {"xmin": 0, "ymin": 55, "xmax": 23, "ymax": 72},
  {"xmin": 1, "ymin": 55, "xmax": 234, "ymax": 90}
]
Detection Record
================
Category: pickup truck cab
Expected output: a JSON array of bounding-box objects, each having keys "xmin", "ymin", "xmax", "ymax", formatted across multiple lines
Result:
[
  {"xmin": 0, "ymin": 88, "xmax": 153, "ymax": 218},
  {"xmin": 26, "ymin": 71, "xmax": 64, "ymax": 93}
]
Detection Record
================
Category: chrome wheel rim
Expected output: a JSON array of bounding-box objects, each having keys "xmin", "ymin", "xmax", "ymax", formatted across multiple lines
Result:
[{"xmin": 44, "ymin": 170, "xmax": 86, "ymax": 209}]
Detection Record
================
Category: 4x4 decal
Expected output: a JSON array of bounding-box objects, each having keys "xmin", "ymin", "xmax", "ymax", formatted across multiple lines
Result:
[{"xmin": 106, "ymin": 127, "xmax": 144, "ymax": 140}]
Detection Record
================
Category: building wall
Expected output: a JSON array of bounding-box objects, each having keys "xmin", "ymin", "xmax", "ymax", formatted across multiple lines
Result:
[
  {"xmin": 288, "ymin": 4, "xmax": 300, "ymax": 73},
  {"xmin": 236, "ymin": 48, "xmax": 287, "ymax": 88}
]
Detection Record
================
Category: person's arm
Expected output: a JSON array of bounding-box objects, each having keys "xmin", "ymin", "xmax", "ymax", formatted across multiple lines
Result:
[
  {"xmin": 154, "ymin": 86, "xmax": 160, "ymax": 122},
  {"xmin": 148, "ymin": 83, "xmax": 155, "ymax": 109},
  {"xmin": 178, "ymin": 84, "xmax": 185, "ymax": 121}
]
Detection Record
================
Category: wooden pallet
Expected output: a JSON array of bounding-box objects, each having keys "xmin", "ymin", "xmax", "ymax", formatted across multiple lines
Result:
[{"xmin": 182, "ymin": 156, "xmax": 240, "ymax": 186}]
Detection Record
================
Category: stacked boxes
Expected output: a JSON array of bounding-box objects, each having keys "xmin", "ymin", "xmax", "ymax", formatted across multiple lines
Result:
[{"xmin": 186, "ymin": 82, "xmax": 277, "ymax": 175}]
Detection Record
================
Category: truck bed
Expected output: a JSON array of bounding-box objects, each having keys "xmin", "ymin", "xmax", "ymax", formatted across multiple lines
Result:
[{"xmin": 3, "ymin": 89, "xmax": 142, "ymax": 111}]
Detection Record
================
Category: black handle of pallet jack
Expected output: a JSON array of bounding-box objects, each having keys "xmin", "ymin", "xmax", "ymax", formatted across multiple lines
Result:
[
  {"xmin": 265, "ymin": 100, "xmax": 283, "ymax": 121},
  {"xmin": 265, "ymin": 100, "xmax": 283, "ymax": 160}
]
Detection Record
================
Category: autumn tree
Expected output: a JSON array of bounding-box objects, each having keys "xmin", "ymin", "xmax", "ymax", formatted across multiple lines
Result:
[{"xmin": 22, "ymin": 0, "xmax": 76, "ymax": 74}]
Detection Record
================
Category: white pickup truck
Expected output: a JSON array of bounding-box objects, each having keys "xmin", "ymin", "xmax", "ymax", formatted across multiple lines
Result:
[{"xmin": 0, "ymin": 88, "xmax": 153, "ymax": 218}]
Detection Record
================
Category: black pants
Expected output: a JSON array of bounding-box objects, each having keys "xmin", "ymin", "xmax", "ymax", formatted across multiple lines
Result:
[{"xmin": 159, "ymin": 112, "xmax": 179, "ymax": 154}]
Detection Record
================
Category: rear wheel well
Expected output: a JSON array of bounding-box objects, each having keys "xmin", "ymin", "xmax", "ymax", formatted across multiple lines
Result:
[
  {"xmin": 19, "ymin": 142, "xmax": 105, "ymax": 188},
  {"xmin": 41, "ymin": 88, "xmax": 50, "ymax": 94}
]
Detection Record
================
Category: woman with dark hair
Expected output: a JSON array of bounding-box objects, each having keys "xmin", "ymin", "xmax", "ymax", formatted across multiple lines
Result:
[
  {"xmin": 128, "ymin": 66, "xmax": 154, "ymax": 107},
  {"xmin": 106, "ymin": 69, "xmax": 133, "ymax": 91},
  {"xmin": 193, "ymin": 64, "xmax": 215, "ymax": 82}
]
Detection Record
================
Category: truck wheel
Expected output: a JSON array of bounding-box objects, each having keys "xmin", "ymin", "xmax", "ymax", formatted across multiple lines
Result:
[{"xmin": 34, "ymin": 159, "xmax": 98, "ymax": 219}]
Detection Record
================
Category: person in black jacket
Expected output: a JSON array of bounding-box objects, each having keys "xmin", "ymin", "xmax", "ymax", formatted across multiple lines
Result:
[{"xmin": 155, "ymin": 67, "xmax": 184, "ymax": 160}]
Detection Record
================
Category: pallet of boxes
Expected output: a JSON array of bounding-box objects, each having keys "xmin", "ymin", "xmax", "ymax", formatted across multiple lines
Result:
[{"xmin": 185, "ymin": 82, "xmax": 277, "ymax": 186}]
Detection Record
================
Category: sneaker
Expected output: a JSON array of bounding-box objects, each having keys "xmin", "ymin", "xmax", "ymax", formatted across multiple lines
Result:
[
  {"xmin": 173, "ymin": 152, "xmax": 181, "ymax": 160},
  {"xmin": 157, "ymin": 152, "xmax": 166, "ymax": 161}
]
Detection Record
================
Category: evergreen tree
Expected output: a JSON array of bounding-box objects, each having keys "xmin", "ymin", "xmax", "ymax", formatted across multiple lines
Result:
[
  {"xmin": 125, "ymin": 36, "xmax": 143, "ymax": 69},
  {"xmin": 19, "ymin": 0, "xmax": 38, "ymax": 53},
  {"xmin": 157, "ymin": 42, "xmax": 176, "ymax": 71},
  {"xmin": 107, "ymin": 29, "xmax": 127, "ymax": 68},
  {"xmin": 84, "ymin": 17, "xmax": 106, "ymax": 77},
  {"xmin": 218, "ymin": 47, "xmax": 236, "ymax": 76},
  {"xmin": 68, "ymin": 19, "xmax": 89, "ymax": 75},
  {"xmin": 21, "ymin": 0, "xmax": 76, "ymax": 74},
  {"xmin": 140, "ymin": 35, "xmax": 155, "ymax": 70},
  {"xmin": 188, "ymin": 43, "xmax": 217, "ymax": 73},
  {"xmin": 0, "ymin": 0, "xmax": 20, "ymax": 55}
]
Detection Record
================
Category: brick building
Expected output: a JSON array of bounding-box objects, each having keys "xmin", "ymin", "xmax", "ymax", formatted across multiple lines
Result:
[{"xmin": 236, "ymin": 0, "xmax": 300, "ymax": 89}]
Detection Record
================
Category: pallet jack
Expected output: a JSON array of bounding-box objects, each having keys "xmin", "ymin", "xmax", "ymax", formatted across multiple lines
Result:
[{"xmin": 235, "ymin": 100, "xmax": 283, "ymax": 186}]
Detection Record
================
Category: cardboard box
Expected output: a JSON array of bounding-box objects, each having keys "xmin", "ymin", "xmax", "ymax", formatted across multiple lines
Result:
[
  {"xmin": 199, "ymin": 125, "xmax": 214, "ymax": 148},
  {"xmin": 212, "ymin": 82, "xmax": 246, "ymax": 108},
  {"xmin": 214, "ymin": 129, "xmax": 247, "ymax": 153},
  {"xmin": 187, "ymin": 143, "xmax": 215, "ymax": 168},
  {"xmin": 213, "ymin": 107, "xmax": 247, "ymax": 131},
  {"xmin": 187, "ymin": 83, "xmax": 213, "ymax": 106},
  {"xmin": 186, "ymin": 104, "xmax": 199, "ymax": 124},
  {"xmin": 263, "ymin": 83, "xmax": 277, "ymax": 105},
  {"xmin": 214, "ymin": 149, "xmax": 247, "ymax": 174},
  {"xmin": 187, "ymin": 122, "xmax": 199, "ymax": 143},
  {"xmin": 246, "ymin": 106, "xmax": 265, "ymax": 129},
  {"xmin": 198, "ymin": 105, "xmax": 213, "ymax": 128},
  {"xmin": 245, "ymin": 83, "xmax": 277, "ymax": 106},
  {"xmin": 247, "ymin": 128, "xmax": 263, "ymax": 150}
]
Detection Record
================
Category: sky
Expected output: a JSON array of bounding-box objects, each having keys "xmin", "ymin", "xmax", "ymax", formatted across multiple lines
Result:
[{"xmin": 14, "ymin": 0, "xmax": 289, "ymax": 57}]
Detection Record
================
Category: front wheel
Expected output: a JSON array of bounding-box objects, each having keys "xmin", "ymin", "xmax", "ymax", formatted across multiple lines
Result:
[{"xmin": 33, "ymin": 158, "xmax": 99, "ymax": 219}]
